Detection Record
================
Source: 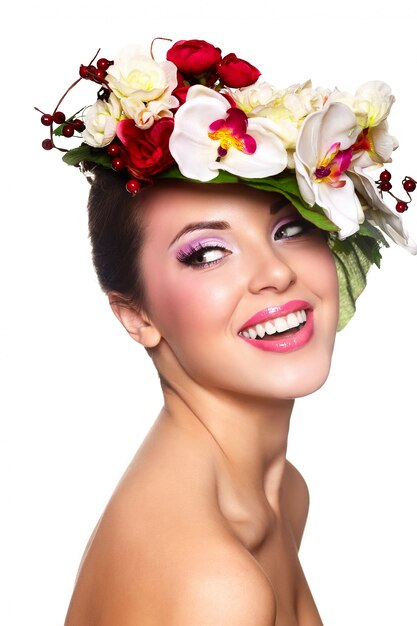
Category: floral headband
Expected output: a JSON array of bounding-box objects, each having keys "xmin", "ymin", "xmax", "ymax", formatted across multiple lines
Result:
[{"xmin": 36, "ymin": 38, "xmax": 416, "ymax": 330}]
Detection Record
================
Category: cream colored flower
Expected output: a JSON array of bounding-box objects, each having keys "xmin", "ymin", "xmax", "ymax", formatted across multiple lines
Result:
[
  {"xmin": 83, "ymin": 94, "xmax": 123, "ymax": 148},
  {"xmin": 353, "ymin": 81, "xmax": 395, "ymax": 128},
  {"xmin": 327, "ymin": 82, "xmax": 395, "ymax": 128},
  {"xmin": 329, "ymin": 81, "xmax": 398, "ymax": 166},
  {"xmin": 235, "ymin": 81, "xmax": 329, "ymax": 152},
  {"xmin": 231, "ymin": 81, "xmax": 281, "ymax": 113},
  {"xmin": 121, "ymin": 93, "xmax": 178, "ymax": 130},
  {"xmin": 106, "ymin": 45, "xmax": 177, "ymax": 100},
  {"xmin": 106, "ymin": 46, "xmax": 179, "ymax": 129}
]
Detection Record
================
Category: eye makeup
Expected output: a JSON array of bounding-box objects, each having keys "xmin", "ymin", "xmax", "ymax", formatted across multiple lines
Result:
[
  {"xmin": 175, "ymin": 237, "xmax": 232, "ymax": 268},
  {"xmin": 272, "ymin": 214, "xmax": 314, "ymax": 241}
]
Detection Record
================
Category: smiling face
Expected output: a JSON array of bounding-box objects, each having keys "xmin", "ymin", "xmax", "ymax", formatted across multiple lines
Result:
[{"xmin": 134, "ymin": 181, "xmax": 339, "ymax": 400}]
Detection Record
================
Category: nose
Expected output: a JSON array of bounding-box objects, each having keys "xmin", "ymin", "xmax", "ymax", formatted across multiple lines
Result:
[{"xmin": 247, "ymin": 246, "xmax": 297, "ymax": 295}]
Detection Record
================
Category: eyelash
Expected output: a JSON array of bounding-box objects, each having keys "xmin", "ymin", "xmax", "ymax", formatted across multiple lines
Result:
[
  {"xmin": 273, "ymin": 218, "xmax": 313, "ymax": 241},
  {"xmin": 176, "ymin": 219, "xmax": 313, "ymax": 269},
  {"xmin": 176, "ymin": 243, "xmax": 229, "ymax": 268}
]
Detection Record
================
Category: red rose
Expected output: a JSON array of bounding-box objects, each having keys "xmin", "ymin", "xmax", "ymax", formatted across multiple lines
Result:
[
  {"xmin": 172, "ymin": 72, "xmax": 190, "ymax": 106},
  {"xmin": 116, "ymin": 118, "xmax": 175, "ymax": 179},
  {"xmin": 167, "ymin": 39, "xmax": 222, "ymax": 75},
  {"xmin": 216, "ymin": 53, "xmax": 261, "ymax": 88},
  {"xmin": 172, "ymin": 84, "xmax": 190, "ymax": 106}
]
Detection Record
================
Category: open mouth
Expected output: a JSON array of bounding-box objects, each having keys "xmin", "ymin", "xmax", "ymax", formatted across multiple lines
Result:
[{"xmin": 239, "ymin": 309, "xmax": 307, "ymax": 341}]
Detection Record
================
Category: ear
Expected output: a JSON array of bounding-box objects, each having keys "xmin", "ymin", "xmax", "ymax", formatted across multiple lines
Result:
[{"xmin": 108, "ymin": 292, "xmax": 162, "ymax": 348}]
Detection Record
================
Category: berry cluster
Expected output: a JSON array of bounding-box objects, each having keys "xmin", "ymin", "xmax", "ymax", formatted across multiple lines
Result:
[
  {"xmin": 376, "ymin": 169, "xmax": 416, "ymax": 213},
  {"xmin": 79, "ymin": 57, "xmax": 113, "ymax": 83},
  {"xmin": 37, "ymin": 110, "xmax": 86, "ymax": 151},
  {"xmin": 35, "ymin": 51, "xmax": 112, "ymax": 154},
  {"xmin": 35, "ymin": 51, "xmax": 143, "ymax": 193}
]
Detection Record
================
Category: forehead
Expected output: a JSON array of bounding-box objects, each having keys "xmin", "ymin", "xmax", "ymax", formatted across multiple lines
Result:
[{"xmin": 139, "ymin": 181, "xmax": 295, "ymax": 228}]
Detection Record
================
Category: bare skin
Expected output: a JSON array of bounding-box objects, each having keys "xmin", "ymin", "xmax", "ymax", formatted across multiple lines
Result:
[
  {"xmin": 64, "ymin": 407, "xmax": 321, "ymax": 626},
  {"xmin": 64, "ymin": 183, "xmax": 338, "ymax": 625}
]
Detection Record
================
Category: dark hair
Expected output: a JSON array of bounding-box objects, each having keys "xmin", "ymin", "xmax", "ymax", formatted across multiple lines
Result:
[{"xmin": 87, "ymin": 167, "xmax": 147, "ymax": 309}]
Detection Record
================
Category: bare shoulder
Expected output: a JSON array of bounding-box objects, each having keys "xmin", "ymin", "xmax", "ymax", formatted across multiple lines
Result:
[
  {"xmin": 281, "ymin": 460, "xmax": 310, "ymax": 549},
  {"xmin": 64, "ymin": 446, "xmax": 277, "ymax": 626},
  {"xmin": 167, "ymin": 546, "xmax": 277, "ymax": 626},
  {"xmin": 65, "ymin": 510, "xmax": 276, "ymax": 626}
]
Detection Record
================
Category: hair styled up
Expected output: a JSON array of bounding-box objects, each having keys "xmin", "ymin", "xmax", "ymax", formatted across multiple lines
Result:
[{"xmin": 87, "ymin": 167, "xmax": 149, "ymax": 310}]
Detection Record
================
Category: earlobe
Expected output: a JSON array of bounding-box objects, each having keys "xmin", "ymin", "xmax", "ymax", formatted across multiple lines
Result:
[{"xmin": 108, "ymin": 292, "xmax": 162, "ymax": 348}]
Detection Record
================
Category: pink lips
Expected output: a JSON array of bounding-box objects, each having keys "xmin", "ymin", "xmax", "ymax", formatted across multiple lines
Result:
[{"xmin": 238, "ymin": 299, "xmax": 314, "ymax": 353}]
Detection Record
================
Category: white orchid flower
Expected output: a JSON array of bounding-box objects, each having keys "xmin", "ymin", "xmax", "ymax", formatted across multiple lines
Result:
[
  {"xmin": 169, "ymin": 85, "xmax": 288, "ymax": 182},
  {"xmin": 350, "ymin": 119, "xmax": 399, "ymax": 169},
  {"xmin": 294, "ymin": 102, "xmax": 364, "ymax": 238}
]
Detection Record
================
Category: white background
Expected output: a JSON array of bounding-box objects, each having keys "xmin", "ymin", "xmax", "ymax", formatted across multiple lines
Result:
[{"xmin": 1, "ymin": 2, "xmax": 416, "ymax": 625}]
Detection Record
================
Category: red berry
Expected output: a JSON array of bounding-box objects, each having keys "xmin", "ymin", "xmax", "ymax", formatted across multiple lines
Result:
[
  {"xmin": 112, "ymin": 157, "xmax": 125, "ymax": 172},
  {"xmin": 53, "ymin": 111, "xmax": 66, "ymax": 124},
  {"xmin": 42, "ymin": 138, "xmax": 54, "ymax": 150},
  {"xmin": 379, "ymin": 169, "xmax": 392, "ymax": 181},
  {"xmin": 63, "ymin": 124, "xmax": 74, "ymax": 138},
  {"xmin": 95, "ymin": 68, "xmax": 106, "ymax": 81},
  {"xmin": 403, "ymin": 178, "xmax": 416, "ymax": 193},
  {"xmin": 41, "ymin": 114, "xmax": 53, "ymax": 126},
  {"xmin": 126, "ymin": 179, "xmax": 140, "ymax": 194},
  {"xmin": 72, "ymin": 119, "xmax": 85, "ymax": 132},
  {"xmin": 97, "ymin": 58, "xmax": 110, "ymax": 71},
  {"xmin": 396, "ymin": 201, "xmax": 408, "ymax": 213},
  {"xmin": 379, "ymin": 181, "xmax": 392, "ymax": 192},
  {"xmin": 107, "ymin": 144, "xmax": 121, "ymax": 157},
  {"xmin": 79, "ymin": 64, "xmax": 89, "ymax": 79}
]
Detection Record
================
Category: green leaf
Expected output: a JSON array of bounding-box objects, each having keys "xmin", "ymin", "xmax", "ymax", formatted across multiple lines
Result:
[
  {"xmin": 358, "ymin": 219, "xmax": 389, "ymax": 248},
  {"xmin": 62, "ymin": 143, "xmax": 112, "ymax": 168}
]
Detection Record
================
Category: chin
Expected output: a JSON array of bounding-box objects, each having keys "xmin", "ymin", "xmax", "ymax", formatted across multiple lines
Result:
[
  {"xmin": 276, "ymin": 362, "xmax": 333, "ymax": 399},
  {"xmin": 233, "ymin": 342, "xmax": 336, "ymax": 401}
]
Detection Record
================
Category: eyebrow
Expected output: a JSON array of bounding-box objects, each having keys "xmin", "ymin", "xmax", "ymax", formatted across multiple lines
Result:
[
  {"xmin": 270, "ymin": 195, "xmax": 293, "ymax": 214},
  {"xmin": 169, "ymin": 197, "xmax": 292, "ymax": 247},
  {"xmin": 169, "ymin": 220, "xmax": 231, "ymax": 247}
]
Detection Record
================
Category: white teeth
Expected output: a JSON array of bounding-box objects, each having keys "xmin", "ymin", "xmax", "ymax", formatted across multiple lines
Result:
[
  {"xmin": 286, "ymin": 313, "xmax": 299, "ymax": 329},
  {"xmin": 264, "ymin": 321, "xmax": 276, "ymax": 335},
  {"xmin": 275, "ymin": 317, "xmax": 288, "ymax": 333},
  {"xmin": 240, "ymin": 308, "xmax": 309, "ymax": 340}
]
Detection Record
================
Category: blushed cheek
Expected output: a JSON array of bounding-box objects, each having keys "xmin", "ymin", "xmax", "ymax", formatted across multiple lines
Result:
[{"xmin": 144, "ymin": 260, "xmax": 230, "ymax": 348}]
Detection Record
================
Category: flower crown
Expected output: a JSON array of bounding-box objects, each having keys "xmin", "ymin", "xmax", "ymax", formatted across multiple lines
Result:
[{"xmin": 36, "ymin": 38, "xmax": 416, "ymax": 329}]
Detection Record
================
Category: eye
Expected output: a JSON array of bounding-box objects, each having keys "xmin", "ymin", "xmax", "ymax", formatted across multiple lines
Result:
[
  {"xmin": 176, "ymin": 243, "xmax": 231, "ymax": 268},
  {"xmin": 273, "ymin": 218, "xmax": 313, "ymax": 241}
]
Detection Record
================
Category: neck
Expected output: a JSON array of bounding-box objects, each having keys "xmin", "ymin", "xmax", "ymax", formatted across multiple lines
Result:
[{"xmin": 157, "ymin": 367, "xmax": 294, "ymax": 520}]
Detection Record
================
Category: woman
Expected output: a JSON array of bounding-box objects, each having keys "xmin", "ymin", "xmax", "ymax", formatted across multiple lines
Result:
[{"xmin": 37, "ymin": 39, "xmax": 415, "ymax": 625}]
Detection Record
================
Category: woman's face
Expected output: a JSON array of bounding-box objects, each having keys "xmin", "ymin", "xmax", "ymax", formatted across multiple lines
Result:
[{"xmin": 139, "ymin": 182, "xmax": 339, "ymax": 400}]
